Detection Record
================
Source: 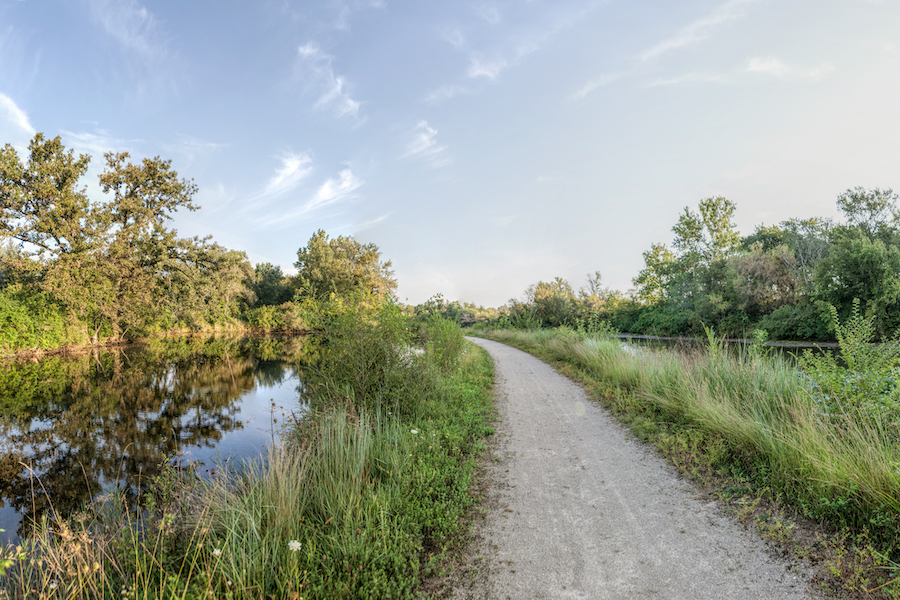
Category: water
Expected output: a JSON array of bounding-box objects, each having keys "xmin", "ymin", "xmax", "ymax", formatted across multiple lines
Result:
[
  {"xmin": 617, "ymin": 333, "xmax": 836, "ymax": 366},
  {"xmin": 0, "ymin": 335, "xmax": 316, "ymax": 545}
]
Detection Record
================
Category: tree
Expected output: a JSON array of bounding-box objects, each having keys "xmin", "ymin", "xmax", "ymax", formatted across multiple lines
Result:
[
  {"xmin": 294, "ymin": 230, "xmax": 396, "ymax": 301},
  {"xmin": 729, "ymin": 244, "xmax": 798, "ymax": 314},
  {"xmin": 529, "ymin": 277, "xmax": 576, "ymax": 326},
  {"xmin": 0, "ymin": 133, "xmax": 95, "ymax": 258},
  {"xmin": 671, "ymin": 196, "xmax": 740, "ymax": 265},
  {"xmin": 0, "ymin": 133, "xmax": 246, "ymax": 340},
  {"xmin": 835, "ymin": 187, "xmax": 899, "ymax": 241},
  {"xmin": 633, "ymin": 243, "xmax": 676, "ymax": 304},
  {"xmin": 250, "ymin": 262, "xmax": 294, "ymax": 307}
]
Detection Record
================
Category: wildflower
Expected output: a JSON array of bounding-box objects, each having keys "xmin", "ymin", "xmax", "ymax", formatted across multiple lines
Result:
[
  {"xmin": 288, "ymin": 540, "xmax": 302, "ymax": 552},
  {"xmin": 410, "ymin": 429, "xmax": 418, "ymax": 434},
  {"xmin": 213, "ymin": 548, "xmax": 222, "ymax": 557}
]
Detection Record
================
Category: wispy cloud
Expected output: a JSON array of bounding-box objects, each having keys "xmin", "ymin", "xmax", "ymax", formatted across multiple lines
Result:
[
  {"xmin": 639, "ymin": 0, "xmax": 757, "ymax": 61},
  {"xmin": 403, "ymin": 120, "xmax": 451, "ymax": 168},
  {"xmin": 424, "ymin": 84, "xmax": 469, "ymax": 104},
  {"xmin": 352, "ymin": 212, "xmax": 390, "ymax": 233},
  {"xmin": 87, "ymin": 0, "xmax": 168, "ymax": 61},
  {"xmin": 296, "ymin": 42, "xmax": 362, "ymax": 119},
  {"xmin": 263, "ymin": 152, "xmax": 314, "ymax": 199},
  {"xmin": 60, "ymin": 128, "xmax": 135, "ymax": 157},
  {"xmin": 257, "ymin": 168, "xmax": 363, "ymax": 228},
  {"xmin": 746, "ymin": 57, "xmax": 835, "ymax": 82},
  {"xmin": 442, "ymin": 28, "xmax": 465, "ymax": 49},
  {"xmin": 0, "ymin": 92, "xmax": 35, "ymax": 137},
  {"xmin": 163, "ymin": 134, "xmax": 226, "ymax": 163},
  {"xmin": 332, "ymin": 0, "xmax": 386, "ymax": 31},
  {"xmin": 478, "ymin": 6, "xmax": 501, "ymax": 25},
  {"xmin": 570, "ymin": 73, "xmax": 620, "ymax": 101},
  {"xmin": 468, "ymin": 57, "xmax": 508, "ymax": 79},
  {"xmin": 650, "ymin": 71, "xmax": 733, "ymax": 86}
]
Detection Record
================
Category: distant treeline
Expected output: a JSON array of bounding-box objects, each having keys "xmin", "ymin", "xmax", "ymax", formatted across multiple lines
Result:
[
  {"xmin": 0, "ymin": 134, "xmax": 397, "ymax": 354},
  {"xmin": 422, "ymin": 189, "xmax": 900, "ymax": 342}
]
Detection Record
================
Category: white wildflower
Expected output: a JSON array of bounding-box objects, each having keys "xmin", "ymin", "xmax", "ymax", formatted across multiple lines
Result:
[
  {"xmin": 288, "ymin": 540, "xmax": 302, "ymax": 552},
  {"xmin": 213, "ymin": 548, "xmax": 222, "ymax": 557}
]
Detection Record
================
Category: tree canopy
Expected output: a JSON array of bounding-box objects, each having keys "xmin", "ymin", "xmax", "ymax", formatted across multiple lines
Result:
[
  {"xmin": 0, "ymin": 133, "xmax": 252, "ymax": 342},
  {"xmin": 294, "ymin": 229, "xmax": 397, "ymax": 301}
]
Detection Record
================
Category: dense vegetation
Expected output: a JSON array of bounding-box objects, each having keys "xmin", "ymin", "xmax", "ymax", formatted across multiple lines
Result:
[
  {"xmin": 0, "ymin": 133, "xmax": 400, "ymax": 355},
  {"xmin": 446, "ymin": 189, "xmax": 900, "ymax": 342}
]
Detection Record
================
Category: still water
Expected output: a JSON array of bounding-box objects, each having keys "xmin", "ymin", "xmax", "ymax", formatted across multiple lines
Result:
[{"xmin": 0, "ymin": 335, "xmax": 316, "ymax": 545}]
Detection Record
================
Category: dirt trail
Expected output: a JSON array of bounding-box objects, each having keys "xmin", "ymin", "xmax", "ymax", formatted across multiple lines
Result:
[{"xmin": 458, "ymin": 337, "xmax": 818, "ymax": 600}]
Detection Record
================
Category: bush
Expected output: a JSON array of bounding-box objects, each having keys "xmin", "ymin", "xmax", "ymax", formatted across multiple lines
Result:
[
  {"xmin": 424, "ymin": 315, "xmax": 465, "ymax": 373},
  {"xmin": 305, "ymin": 296, "xmax": 439, "ymax": 418},
  {"xmin": 798, "ymin": 299, "xmax": 900, "ymax": 423}
]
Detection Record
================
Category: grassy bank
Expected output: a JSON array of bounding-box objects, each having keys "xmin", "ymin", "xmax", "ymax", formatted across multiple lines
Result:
[
  {"xmin": 476, "ymin": 327, "xmax": 900, "ymax": 598},
  {"xmin": 0, "ymin": 307, "xmax": 494, "ymax": 599}
]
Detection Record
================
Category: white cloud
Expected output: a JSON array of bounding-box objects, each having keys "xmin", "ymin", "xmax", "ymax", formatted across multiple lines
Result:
[
  {"xmin": 263, "ymin": 152, "xmax": 314, "ymax": 198},
  {"xmin": 257, "ymin": 168, "xmax": 363, "ymax": 228},
  {"xmin": 468, "ymin": 57, "xmax": 508, "ymax": 79},
  {"xmin": 639, "ymin": 0, "xmax": 758, "ymax": 61},
  {"xmin": 403, "ymin": 120, "xmax": 451, "ymax": 168},
  {"xmin": 746, "ymin": 57, "xmax": 835, "ymax": 82},
  {"xmin": 0, "ymin": 92, "xmax": 35, "ymax": 137},
  {"xmin": 442, "ymin": 28, "xmax": 465, "ymax": 49},
  {"xmin": 296, "ymin": 42, "xmax": 362, "ymax": 119},
  {"xmin": 308, "ymin": 168, "xmax": 362, "ymax": 211},
  {"xmin": 570, "ymin": 73, "xmax": 620, "ymax": 101},
  {"xmin": 424, "ymin": 84, "xmax": 469, "ymax": 104}
]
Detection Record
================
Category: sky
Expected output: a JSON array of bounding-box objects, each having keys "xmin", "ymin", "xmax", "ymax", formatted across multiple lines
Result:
[{"xmin": 1, "ymin": 0, "xmax": 899, "ymax": 307}]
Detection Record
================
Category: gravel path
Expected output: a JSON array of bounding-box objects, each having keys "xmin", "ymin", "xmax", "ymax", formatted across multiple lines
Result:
[{"xmin": 460, "ymin": 337, "xmax": 818, "ymax": 600}]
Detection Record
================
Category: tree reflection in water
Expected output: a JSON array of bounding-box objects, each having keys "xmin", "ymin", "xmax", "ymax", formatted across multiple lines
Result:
[{"xmin": 0, "ymin": 334, "xmax": 315, "ymax": 541}]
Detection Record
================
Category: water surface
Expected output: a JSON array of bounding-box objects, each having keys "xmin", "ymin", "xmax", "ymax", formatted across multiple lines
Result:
[{"xmin": 0, "ymin": 335, "xmax": 315, "ymax": 544}]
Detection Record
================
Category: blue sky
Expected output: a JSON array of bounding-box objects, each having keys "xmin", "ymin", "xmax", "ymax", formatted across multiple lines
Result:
[{"xmin": 1, "ymin": 0, "xmax": 899, "ymax": 307}]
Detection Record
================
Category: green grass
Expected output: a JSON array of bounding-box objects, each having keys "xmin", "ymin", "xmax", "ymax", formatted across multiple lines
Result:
[
  {"xmin": 1, "ymin": 314, "xmax": 494, "ymax": 599},
  {"xmin": 476, "ymin": 327, "xmax": 900, "ymax": 598}
]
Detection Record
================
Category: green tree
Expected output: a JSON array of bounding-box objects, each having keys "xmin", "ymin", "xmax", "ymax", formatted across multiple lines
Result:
[
  {"xmin": 671, "ymin": 196, "xmax": 740, "ymax": 265},
  {"xmin": 633, "ymin": 243, "xmax": 676, "ymax": 304},
  {"xmin": 835, "ymin": 186, "xmax": 899, "ymax": 241},
  {"xmin": 0, "ymin": 134, "xmax": 95, "ymax": 257},
  {"xmin": 0, "ymin": 133, "xmax": 247, "ymax": 342},
  {"xmin": 250, "ymin": 262, "xmax": 294, "ymax": 307},
  {"xmin": 294, "ymin": 230, "xmax": 396, "ymax": 301}
]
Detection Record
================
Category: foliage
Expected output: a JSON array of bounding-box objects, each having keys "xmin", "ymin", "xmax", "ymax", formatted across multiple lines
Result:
[
  {"xmin": 303, "ymin": 295, "xmax": 439, "ymax": 419},
  {"xmin": 248, "ymin": 262, "xmax": 294, "ymax": 307},
  {"xmin": 0, "ymin": 285, "xmax": 86, "ymax": 353},
  {"xmin": 0, "ymin": 133, "xmax": 253, "ymax": 347},
  {"xmin": 294, "ymin": 229, "xmax": 396, "ymax": 301},
  {"xmin": 798, "ymin": 299, "xmax": 900, "ymax": 422},
  {"xmin": 423, "ymin": 314, "xmax": 466, "ymax": 373}
]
